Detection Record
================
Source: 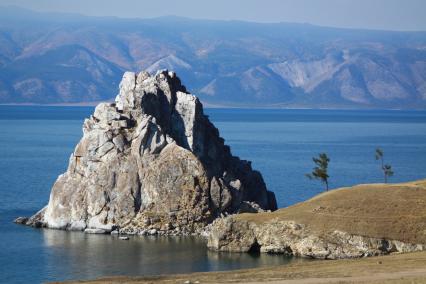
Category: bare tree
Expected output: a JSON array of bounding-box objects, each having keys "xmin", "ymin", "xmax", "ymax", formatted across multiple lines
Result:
[{"xmin": 375, "ymin": 148, "xmax": 394, "ymax": 183}]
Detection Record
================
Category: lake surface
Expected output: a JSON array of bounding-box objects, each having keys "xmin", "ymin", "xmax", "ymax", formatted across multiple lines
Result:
[{"xmin": 1, "ymin": 106, "xmax": 426, "ymax": 283}]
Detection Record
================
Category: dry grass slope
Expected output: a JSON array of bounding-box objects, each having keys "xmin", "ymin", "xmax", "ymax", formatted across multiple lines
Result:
[{"xmin": 236, "ymin": 180, "xmax": 426, "ymax": 244}]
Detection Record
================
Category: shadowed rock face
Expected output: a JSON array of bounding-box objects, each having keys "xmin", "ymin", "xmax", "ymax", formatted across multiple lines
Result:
[{"xmin": 23, "ymin": 70, "xmax": 277, "ymax": 235}]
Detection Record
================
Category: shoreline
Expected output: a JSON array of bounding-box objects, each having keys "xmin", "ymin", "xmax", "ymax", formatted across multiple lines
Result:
[{"xmin": 60, "ymin": 251, "xmax": 426, "ymax": 284}]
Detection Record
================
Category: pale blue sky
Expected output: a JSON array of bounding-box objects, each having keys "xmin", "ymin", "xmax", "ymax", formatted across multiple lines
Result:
[{"xmin": 1, "ymin": 0, "xmax": 425, "ymax": 31}]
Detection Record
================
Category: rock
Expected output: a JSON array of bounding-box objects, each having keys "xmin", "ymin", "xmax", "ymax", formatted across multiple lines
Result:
[
  {"xmin": 23, "ymin": 70, "xmax": 277, "ymax": 235},
  {"xmin": 84, "ymin": 228, "xmax": 109, "ymax": 234},
  {"xmin": 207, "ymin": 217, "xmax": 257, "ymax": 253},
  {"xmin": 112, "ymin": 135, "xmax": 126, "ymax": 152},
  {"xmin": 14, "ymin": 217, "xmax": 29, "ymax": 224},
  {"xmin": 207, "ymin": 217, "xmax": 425, "ymax": 259},
  {"xmin": 238, "ymin": 201, "xmax": 265, "ymax": 213},
  {"xmin": 93, "ymin": 103, "xmax": 121, "ymax": 123},
  {"xmin": 23, "ymin": 206, "xmax": 46, "ymax": 228}
]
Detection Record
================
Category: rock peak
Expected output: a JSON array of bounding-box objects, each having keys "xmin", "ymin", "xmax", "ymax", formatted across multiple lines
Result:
[{"xmin": 23, "ymin": 70, "xmax": 277, "ymax": 235}]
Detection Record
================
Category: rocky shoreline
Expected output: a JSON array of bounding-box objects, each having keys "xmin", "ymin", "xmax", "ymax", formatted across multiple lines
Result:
[
  {"xmin": 207, "ymin": 217, "xmax": 425, "ymax": 259},
  {"xmin": 207, "ymin": 180, "xmax": 426, "ymax": 259},
  {"xmin": 15, "ymin": 180, "xmax": 426, "ymax": 261}
]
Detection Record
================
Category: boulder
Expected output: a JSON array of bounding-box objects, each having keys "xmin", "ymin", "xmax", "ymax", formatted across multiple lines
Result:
[
  {"xmin": 24, "ymin": 70, "xmax": 277, "ymax": 235},
  {"xmin": 13, "ymin": 217, "xmax": 29, "ymax": 225},
  {"xmin": 84, "ymin": 228, "xmax": 109, "ymax": 234}
]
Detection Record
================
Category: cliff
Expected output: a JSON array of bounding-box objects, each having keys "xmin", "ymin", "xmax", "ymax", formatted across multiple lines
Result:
[
  {"xmin": 208, "ymin": 180, "xmax": 426, "ymax": 259},
  {"xmin": 17, "ymin": 70, "xmax": 276, "ymax": 235}
]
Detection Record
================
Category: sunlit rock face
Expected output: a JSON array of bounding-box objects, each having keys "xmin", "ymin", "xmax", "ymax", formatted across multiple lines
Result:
[{"xmin": 25, "ymin": 70, "xmax": 277, "ymax": 235}]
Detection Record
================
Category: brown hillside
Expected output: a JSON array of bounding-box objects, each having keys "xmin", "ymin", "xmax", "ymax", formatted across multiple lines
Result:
[{"xmin": 237, "ymin": 180, "xmax": 426, "ymax": 244}]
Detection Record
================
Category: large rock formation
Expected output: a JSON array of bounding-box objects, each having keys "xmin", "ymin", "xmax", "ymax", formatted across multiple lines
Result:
[{"xmin": 20, "ymin": 70, "xmax": 276, "ymax": 235}]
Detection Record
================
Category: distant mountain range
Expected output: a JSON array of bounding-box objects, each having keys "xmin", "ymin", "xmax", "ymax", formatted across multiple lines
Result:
[{"xmin": 1, "ymin": 6, "xmax": 426, "ymax": 109}]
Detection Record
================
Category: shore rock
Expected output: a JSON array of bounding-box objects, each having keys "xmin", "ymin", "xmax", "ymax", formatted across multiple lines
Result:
[
  {"xmin": 23, "ymin": 70, "xmax": 276, "ymax": 234},
  {"xmin": 84, "ymin": 228, "xmax": 110, "ymax": 234},
  {"xmin": 13, "ymin": 217, "xmax": 29, "ymax": 225},
  {"xmin": 207, "ymin": 217, "xmax": 425, "ymax": 259}
]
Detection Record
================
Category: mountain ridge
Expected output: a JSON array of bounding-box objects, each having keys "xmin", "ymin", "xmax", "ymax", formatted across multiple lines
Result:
[{"xmin": 1, "ymin": 7, "xmax": 426, "ymax": 109}]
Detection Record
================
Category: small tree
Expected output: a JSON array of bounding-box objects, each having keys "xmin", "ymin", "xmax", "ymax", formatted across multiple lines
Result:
[
  {"xmin": 375, "ymin": 148, "xmax": 394, "ymax": 183},
  {"xmin": 306, "ymin": 153, "xmax": 330, "ymax": 191}
]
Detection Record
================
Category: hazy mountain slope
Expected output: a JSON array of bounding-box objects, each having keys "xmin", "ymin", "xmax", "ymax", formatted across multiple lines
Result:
[
  {"xmin": 0, "ymin": 6, "xmax": 425, "ymax": 108},
  {"xmin": 0, "ymin": 44, "xmax": 122, "ymax": 103}
]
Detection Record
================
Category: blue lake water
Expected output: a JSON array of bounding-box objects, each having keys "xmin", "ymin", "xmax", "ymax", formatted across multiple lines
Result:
[{"xmin": 0, "ymin": 106, "xmax": 426, "ymax": 283}]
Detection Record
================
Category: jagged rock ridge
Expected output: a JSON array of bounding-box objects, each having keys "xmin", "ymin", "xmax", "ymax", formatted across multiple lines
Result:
[{"xmin": 21, "ymin": 70, "xmax": 277, "ymax": 235}]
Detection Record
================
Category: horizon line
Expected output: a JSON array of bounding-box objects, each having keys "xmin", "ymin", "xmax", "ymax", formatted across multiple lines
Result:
[{"xmin": 1, "ymin": 5, "xmax": 426, "ymax": 33}]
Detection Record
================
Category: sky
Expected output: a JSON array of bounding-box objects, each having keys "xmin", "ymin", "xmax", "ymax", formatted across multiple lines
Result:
[{"xmin": 0, "ymin": 0, "xmax": 425, "ymax": 31}]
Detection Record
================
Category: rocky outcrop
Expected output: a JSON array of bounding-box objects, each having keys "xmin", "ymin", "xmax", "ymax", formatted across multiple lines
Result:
[
  {"xmin": 19, "ymin": 70, "xmax": 276, "ymax": 235},
  {"xmin": 207, "ymin": 217, "xmax": 425, "ymax": 259},
  {"xmin": 208, "ymin": 180, "xmax": 426, "ymax": 259}
]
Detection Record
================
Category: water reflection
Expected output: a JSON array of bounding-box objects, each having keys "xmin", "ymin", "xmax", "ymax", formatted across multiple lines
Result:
[{"xmin": 41, "ymin": 229, "xmax": 298, "ymax": 281}]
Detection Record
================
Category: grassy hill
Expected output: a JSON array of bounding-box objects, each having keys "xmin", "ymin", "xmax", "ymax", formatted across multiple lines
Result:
[{"xmin": 237, "ymin": 179, "xmax": 426, "ymax": 244}]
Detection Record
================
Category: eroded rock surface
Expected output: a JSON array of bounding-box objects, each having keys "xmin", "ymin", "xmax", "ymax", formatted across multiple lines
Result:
[
  {"xmin": 20, "ymin": 70, "xmax": 276, "ymax": 235},
  {"xmin": 207, "ymin": 217, "xmax": 425, "ymax": 259}
]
